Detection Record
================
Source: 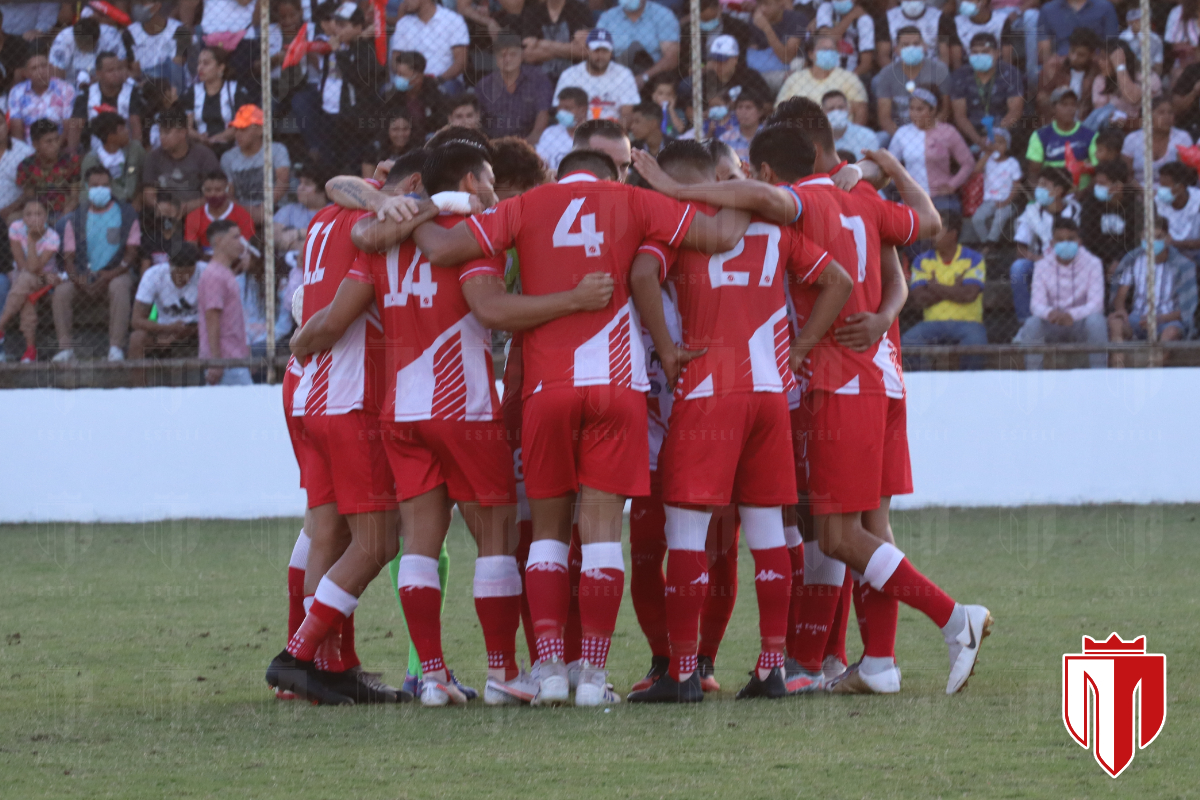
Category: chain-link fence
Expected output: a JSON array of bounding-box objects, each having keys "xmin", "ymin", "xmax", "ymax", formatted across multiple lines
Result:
[{"xmin": 0, "ymin": 0, "xmax": 1197, "ymax": 387}]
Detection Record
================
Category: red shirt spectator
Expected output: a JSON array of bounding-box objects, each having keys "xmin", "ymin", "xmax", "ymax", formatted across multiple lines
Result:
[{"xmin": 184, "ymin": 171, "xmax": 254, "ymax": 248}]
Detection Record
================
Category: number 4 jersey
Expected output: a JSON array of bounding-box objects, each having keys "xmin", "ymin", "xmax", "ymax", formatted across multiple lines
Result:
[{"xmin": 466, "ymin": 170, "xmax": 697, "ymax": 398}]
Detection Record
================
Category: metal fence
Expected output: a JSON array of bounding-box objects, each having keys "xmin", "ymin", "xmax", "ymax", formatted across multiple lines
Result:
[{"xmin": 0, "ymin": 0, "xmax": 1192, "ymax": 386}]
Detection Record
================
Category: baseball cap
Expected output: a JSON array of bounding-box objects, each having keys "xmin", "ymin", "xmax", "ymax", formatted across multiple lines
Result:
[
  {"xmin": 709, "ymin": 34, "xmax": 739, "ymax": 62},
  {"xmin": 1049, "ymin": 86, "xmax": 1078, "ymax": 104},
  {"xmin": 587, "ymin": 29, "xmax": 615, "ymax": 51},
  {"xmin": 231, "ymin": 104, "xmax": 265, "ymax": 128}
]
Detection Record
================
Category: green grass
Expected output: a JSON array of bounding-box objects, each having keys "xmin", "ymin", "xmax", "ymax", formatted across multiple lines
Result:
[{"xmin": 2, "ymin": 505, "xmax": 1198, "ymax": 799}]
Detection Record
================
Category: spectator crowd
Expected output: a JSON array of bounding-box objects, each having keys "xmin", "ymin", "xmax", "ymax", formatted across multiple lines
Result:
[{"xmin": 1, "ymin": 0, "xmax": 1198, "ymax": 375}]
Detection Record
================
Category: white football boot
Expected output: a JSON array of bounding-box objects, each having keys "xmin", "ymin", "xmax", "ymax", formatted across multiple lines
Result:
[
  {"xmin": 945, "ymin": 604, "xmax": 994, "ymax": 694},
  {"xmin": 420, "ymin": 676, "xmax": 469, "ymax": 707},
  {"xmin": 484, "ymin": 670, "xmax": 540, "ymax": 706},
  {"xmin": 822, "ymin": 655, "xmax": 847, "ymax": 682},
  {"xmin": 574, "ymin": 663, "xmax": 620, "ymax": 706},
  {"xmin": 531, "ymin": 658, "xmax": 570, "ymax": 706}
]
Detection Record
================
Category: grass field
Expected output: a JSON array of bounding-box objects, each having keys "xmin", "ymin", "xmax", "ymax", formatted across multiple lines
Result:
[{"xmin": 2, "ymin": 505, "xmax": 1197, "ymax": 799}]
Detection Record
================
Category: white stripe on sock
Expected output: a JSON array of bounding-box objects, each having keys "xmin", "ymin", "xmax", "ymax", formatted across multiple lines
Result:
[
  {"xmin": 314, "ymin": 575, "xmax": 359, "ymax": 617},
  {"xmin": 580, "ymin": 541, "xmax": 624, "ymax": 573},
  {"xmin": 397, "ymin": 554, "xmax": 442, "ymax": 591},
  {"xmin": 665, "ymin": 505, "xmax": 711, "ymax": 551},
  {"xmin": 473, "ymin": 555, "xmax": 521, "ymax": 597},
  {"xmin": 739, "ymin": 505, "xmax": 786, "ymax": 551},
  {"xmin": 863, "ymin": 543, "xmax": 905, "ymax": 591},
  {"xmin": 288, "ymin": 529, "xmax": 311, "ymax": 569},
  {"xmin": 783, "ymin": 524, "xmax": 802, "ymax": 549},
  {"xmin": 527, "ymin": 539, "xmax": 570, "ymax": 568},
  {"xmin": 802, "ymin": 541, "xmax": 846, "ymax": 586}
]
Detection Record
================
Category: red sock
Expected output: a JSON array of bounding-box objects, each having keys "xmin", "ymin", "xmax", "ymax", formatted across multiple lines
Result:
[
  {"xmin": 852, "ymin": 578, "xmax": 869, "ymax": 651},
  {"xmin": 476, "ymin": 595, "xmax": 521, "ymax": 680},
  {"xmin": 882, "ymin": 558, "xmax": 956, "ymax": 628},
  {"xmin": 784, "ymin": 543, "xmax": 804, "ymax": 658},
  {"xmin": 861, "ymin": 583, "xmax": 899, "ymax": 659},
  {"xmin": 822, "ymin": 571, "xmax": 851, "ymax": 667},
  {"xmin": 514, "ymin": 520, "xmax": 538, "ymax": 663},
  {"xmin": 664, "ymin": 548, "xmax": 708, "ymax": 679},
  {"xmin": 749, "ymin": 546, "xmax": 791, "ymax": 663},
  {"xmin": 698, "ymin": 534, "xmax": 738, "ymax": 661},
  {"xmin": 563, "ymin": 526, "xmax": 583, "ymax": 664},
  {"xmin": 630, "ymin": 493, "xmax": 669, "ymax": 659},
  {"xmin": 287, "ymin": 599, "xmax": 343, "ymax": 661},
  {"xmin": 788, "ymin": 584, "xmax": 840, "ymax": 671},
  {"xmin": 400, "ymin": 586, "xmax": 445, "ymax": 674},
  {"xmin": 286, "ymin": 566, "xmax": 306, "ymax": 640},
  {"xmin": 340, "ymin": 614, "xmax": 359, "ymax": 670},
  {"xmin": 526, "ymin": 540, "xmax": 570, "ymax": 663},
  {"xmin": 314, "ymin": 623, "xmax": 344, "ymax": 672},
  {"xmin": 578, "ymin": 541, "xmax": 624, "ymax": 670}
]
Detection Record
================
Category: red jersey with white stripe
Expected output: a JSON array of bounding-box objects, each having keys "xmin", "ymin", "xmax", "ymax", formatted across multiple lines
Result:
[
  {"xmin": 291, "ymin": 204, "xmax": 385, "ymax": 417},
  {"xmin": 644, "ymin": 217, "xmax": 831, "ymax": 400},
  {"xmin": 787, "ymin": 175, "xmax": 917, "ymax": 398},
  {"xmin": 350, "ymin": 213, "xmax": 506, "ymax": 423},
  {"xmin": 467, "ymin": 171, "xmax": 697, "ymax": 398}
]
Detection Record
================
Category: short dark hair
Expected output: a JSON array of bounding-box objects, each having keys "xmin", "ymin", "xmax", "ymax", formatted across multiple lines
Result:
[
  {"xmin": 656, "ymin": 139, "xmax": 716, "ymax": 179},
  {"xmin": 449, "ymin": 93, "xmax": 480, "ymax": 113},
  {"xmin": 384, "ymin": 148, "xmax": 429, "ymax": 189},
  {"xmin": 1040, "ymin": 166, "xmax": 1073, "ymax": 193},
  {"xmin": 940, "ymin": 210, "xmax": 963, "ymax": 234},
  {"xmin": 426, "ymin": 125, "xmax": 491, "ymax": 155},
  {"xmin": 749, "ymin": 123, "xmax": 816, "ymax": 182},
  {"xmin": 1095, "ymin": 127, "xmax": 1125, "ymax": 152},
  {"xmin": 95, "ymin": 50, "xmax": 122, "ymax": 72},
  {"xmin": 895, "ymin": 25, "xmax": 923, "ymax": 42},
  {"xmin": 1052, "ymin": 217, "xmax": 1079, "ymax": 234},
  {"xmin": 706, "ymin": 137, "xmax": 738, "ymax": 165},
  {"xmin": 30, "ymin": 118, "xmax": 59, "ymax": 142},
  {"xmin": 170, "ymin": 243, "xmax": 201, "ymax": 268},
  {"xmin": 557, "ymin": 148, "xmax": 617, "ymax": 181},
  {"xmin": 494, "ymin": 31, "xmax": 523, "ymax": 52},
  {"xmin": 820, "ymin": 90, "xmax": 847, "ymax": 106},
  {"xmin": 203, "ymin": 170, "xmax": 229, "ymax": 185},
  {"xmin": 158, "ymin": 107, "xmax": 189, "ymax": 130},
  {"xmin": 422, "ymin": 142, "xmax": 490, "ymax": 196},
  {"xmin": 207, "ymin": 219, "xmax": 240, "ymax": 241},
  {"xmin": 1068, "ymin": 27, "xmax": 1100, "ymax": 51},
  {"xmin": 1094, "ymin": 159, "xmax": 1130, "ymax": 184},
  {"xmin": 85, "ymin": 165, "xmax": 111, "ymax": 183},
  {"xmin": 573, "ymin": 118, "xmax": 627, "ymax": 149},
  {"xmin": 491, "ymin": 137, "xmax": 544, "ymax": 191},
  {"xmin": 970, "ymin": 32, "xmax": 999, "ymax": 49},
  {"xmin": 767, "ymin": 96, "xmax": 834, "ymax": 153},
  {"xmin": 296, "ymin": 164, "xmax": 331, "ymax": 192},
  {"xmin": 90, "ymin": 111, "xmax": 126, "ymax": 144},
  {"xmin": 1159, "ymin": 160, "xmax": 1198, "ymax": 187},
  {"xmin": 632, "ymin": 102, "xmax": 664, "ymax": 123},
  {"xmin": 395, "ymin": 50, "xmax": 427, "ymax": 74},
  {"xmin": 314, "ymin": 0, "xmax": 338, "ymax": 22},
  {"xmin": 557, "ymin": 87, "xmax": 588, "ymax": 108},
  {"xmin": 75, "ymin": 17, "xmax": 101, "ymax": 42},
  {"xmin": 1154, "ymin": 214, "xmax": 1169, "ymax": 233}
]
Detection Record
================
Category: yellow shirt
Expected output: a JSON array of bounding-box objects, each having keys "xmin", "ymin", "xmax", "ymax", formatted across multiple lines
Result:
[
  {"xmin": 910, "ymin": 245, "xmax": 986, "ymax": 322},
  {"xmin": 776, "ymin": 68, "xmax": 868, "ymax": 106}
]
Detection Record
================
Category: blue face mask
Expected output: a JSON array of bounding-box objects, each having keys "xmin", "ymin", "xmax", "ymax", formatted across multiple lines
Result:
[
  {"xmin": 814, "ymin": 49, "xmax": 840, "ymax": 71},
  {"xmin": 901, "ymin": 0, "xmax": 926, "ymax": 17},
  {"xmin": 699, "ymin": 16, "xmax": 721, "ymax": 31},
  {"xmin": 969, "ymin": 53, "xmax": 994, "ymax": 72},
  {"xmin": 900, "ymin": 45, "xmax": 924, "ymax": 65},
  {"xmin": 1152, "ymin": 239, "xmax": 1166, "ymax": 255},
  {"xmin": 556, "ymin": 109, "xmax": 576, "ymax": 127},
  {"xmin": 1054, "ymin": 240, "xmax": 1079, "ymax": 261},
  {"xmin": 832, "ymin": 0, "xmax": 854, "ymax": 14},
  {"xmin": 1034, "ymin": 186, "xmax": 1052, "ymax": 206},
  {"xmin": 392, "ymin": 75, "xmax": 410, "ymax": 92},
  {"xmin": 1156, "ymin": 186, "xmax": 1176, "ymax": 205},
  {"xmin": 619, "ymin": 0, "xmax": 642, "ymax": 12},
  {"xmin": 959, "ymin": 1, "xmax": 978, "ymax": 16},
  {"xmin": 88, "ymin": 185, "xmax": 112, "ymax": 207},
  {"xmin": 708, "ymin": 105, "xmax": 729, "ymax": 121},
  {"xmin": 1093, "ymin": 184, "xmax": 1110, "ymax": 201}
]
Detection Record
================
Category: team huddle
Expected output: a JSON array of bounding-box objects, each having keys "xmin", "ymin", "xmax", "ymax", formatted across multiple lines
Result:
[{"xmin": 263, "ymin": 95, "xmax": 993, "ymax": 708}]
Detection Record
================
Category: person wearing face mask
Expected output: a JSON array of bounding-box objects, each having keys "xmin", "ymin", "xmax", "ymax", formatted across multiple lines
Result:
[
  {"xmin": 823, "ymin": 89, "xmax": 877, "ymax": 161},
  {"xmin": 1013, "ymin": 218, "xmax": 1108, "ymax": 369},
  {"xmin": 79, "ymin": 112, "xmax": 145, "ymax": 207},
  {"xmin": 678, "ymin": 36, "xmax": 771, "ymax": 122},
  {"xmin": 679, "ymin": 0, "xmax": 753, "ymax": 79},
  {"xmin": 1012, "ymin": 167, "xmax": 1080, "ymax": 320},
  {"xmin": 949, "ymin": 32, "xmax": 1024, "ymax": 149},
  {"xmin": 777, "ymin": 34, "xmax": 869, "ymax": 125},
  {"xmin": 537, "ymin": 87, "xmax": 587, "ymax": 171},
  {"xmin": 746, "ymin": 0, "xmax": 808, "ymax": 93},
  {"xmin": 883, "ymin": 0, "xmax": 941, "ymax": 63},
  {"xmin": 596, "ymin": 0, "xmax": 681, "ymax": 90},
  {"xmin": 1079, "ymin": 159, "xmax": 1139, "ymax": 280},
  {"xmin": 814, "ymin": 0, "xmax": 875, "ymax": 77},
  {"xmin": 938, "ymin": 0, "xmax": 1014, "ymax": 70},
  {"xmin": 887, "ymin": 86, "xmax": 974, "ymax": 213},
  {"xmin": 872, "ymin": 26, "xmax": 950, "ymax": 143},
  {"xmin": 1154, "ymin": 162, "xmax": 1200, "ymax": 266},
  {"xmin": 58, "ymin": 166, "xmax": 140, "ymax": 362},
  {"xmin": 1107, "ymin": 216, "xmax": 1192, "ymax": 364},
  {"xmin": 385, "ymin": 51, "xmax": 451, "ymax": 147},
  {"xmin": 183, "ymin": 170, "xmax": 254, "ymax": 250}
]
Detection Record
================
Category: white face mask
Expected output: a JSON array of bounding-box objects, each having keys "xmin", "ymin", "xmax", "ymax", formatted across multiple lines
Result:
[
  {"xmin": 901, "ymin": 0, "xmax": 926, "ymax": 17},
  {"xmin": 826, "ymin": 108, "xmax": 850, "ymax": 131}
]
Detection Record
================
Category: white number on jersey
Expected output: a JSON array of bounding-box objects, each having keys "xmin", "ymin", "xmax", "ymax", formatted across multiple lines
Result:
[
  {"xmin": 839, "ymin": 214, "xmax": 867, "ymax": 282},
  {"xmin": 553, "ymin": 197, "xmax": 605, "ymax": 256},
  {"xmin": 383, "ymin": 246, "xmax": 439, "ymax": 308},
  {"xmin": 708, "ymin": 222, "xmax": 782, "ymax": 289},
  {"xmin": 302, "ymin": 220, "xmax": 334, "ymax": 285}
]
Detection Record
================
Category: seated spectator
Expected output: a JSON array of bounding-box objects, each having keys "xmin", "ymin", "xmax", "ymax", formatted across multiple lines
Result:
[
  {"xmin": 721, "ymin": 90, "xmax": 767, "ymax": 162},
  {"xmin": 1036, "ymin": 28, "xmax": 1100, "ymax": 124},
  {"xmin": 49, "ymin": 15, "xmax": 128, "ymax": 85},
  {"xmin": 68, "ymin": 51, "xmax": 144, "ymax": 153},
  {"xmin": 872, "ymin": 26, "xmax": 950, "ymax": 144},
  {"xmin": 0, "ymin": 115, "xmax": 34, "ymax": 222},
  {"xmin": 882, "ymin": 0, "xmax": 942, "ymax": 63},
  {"xmin": 1108, "ymin": 216, "xmax": 1191, "ymax": 365},
  {"xmin": 187, "ymin": 46, "xmax": 250, "ymax": 154},
  {"xmin": 201, "ymin": 0, "xmax": 257, "ymax": 35},
  {"xmin": 492, "ymin": 136, "xmax": 547, "ymax": 200},
  {"xmin": 220, "ymin": 105, "xmax": 290, "ymax": 225},
  {"xmin": 1012, "ymin": 167, "xmax": 1080, "ymax": 321},
  {"xmin": 949, "ymin": 33, "xmax": 1023, "ymax": 150},
  {"xmin": 1038, "ymin": 0, "xmax": 1118, "ymax": 60},
  {"xmin": 383, "ymin": 52, "xmax": 450, "ymax": 147},
  {"xmin": 1012, "ymin": 218, "xmax": 1108, "ymax": 370},
  {"xmin": 0, "ymin": 10, "xmax": 31, "ymax": 104},
  {"xmin": 0, "ymin": 3, "xmax": 60, "ymax": 40},
  {"xmin": 825, "ymin": 89, "xmax": 876, "ymax": 162},
  {"xmin": 129, "ymin": 241, "xmax": 202, "ymax": 361},
  {"xmin": 455, "ymin": 0, "xmax": 522, "ymax": 69},
  {"xmin": 678, "ymin": 36, "xmax": 771, "ymax": 119},
  {"xmin": 1122, "ymin": 97, "xmax": 1193, "ymax": 186},
  {"xmin": 140, "ymin": 191, "xmax": 186, "ymax": 268},
  {"xmin": 745, "ymin": 0, "xmax": 807, "ymax": 93},
  {"xmin": 1091, "ymin": 40, "xmax": 1157, "ymax": 130},
  {"xmin": 58, "ymin": 167, "xmax": 140, "ymax": 361},
  {"xmin": 939, "ymin": 0, "xmax": 1014, "ymax": 70},
  {"xmin": 1080, "ymin": 159, "xmax": 1140, "ymax": 278},
  {"xmin": 1155, "ymin": 161, "xmax": 1200, "ymax": 264},
  {"xmin": 126, "ymin": 0, "xmax": 190, "ymax": 88},
  {"xmin": 518, "ymin": 0, "xmax": 593, "ymax": 86},
  {"xmin": 447, "ymin": 94, "xmax": 484, "ymax": 130},
  {"xmin": 1121, "ymin": 8, "xmax": 1163, "ymax": 77},
  {"xmin": 79, "ymin": 112, "xmax": 145, "ymax": 207},
  {"xmin": 648, "ymin": 75, "xmax": 687, "ymax": 136},
  {"xmin": 629, "ymin": 101, "xmax": 673, "ymax": 160},
  {"xmin": 679, "ymin": 0, "xmax": 754, "ymax": 83},
  {"xmin": 144, "ymin": 108, "xmax": 221, "ymax": 216},
  {"xmin": 537, "ymin": 86, "xmax": 586, "ymax": 171},
  {"xmin": 237, "ymin": 237, "xmax": 292, "ymax": 356},
  {"xmin": 777, "ymin": 34, "xmax": 869, "ymax": 125},
  {"xmin": 888, "ymin": 87, "xmax": 974, "ymax": 213},
  {"xmin": 274, "ymin": 167, "xmax": 327, "ymax": 253},
  {"xmin": 970, "ymin": 128, "xmax": 1021, "ymax": 245},
  {"xmin": 902, "ymin": 211, "xmax": 988, "ymax": 369},
  {"xmin": 813, "ymin": 0, "xmax": 876, "ymax": 77},
  {"xmin": 198, "ymin": 218, "xmax": 252, "ymax": 385},
  {"xmin": 361, "ymin": 109, "xmax": 417, "ymax": 178},
  {"xmin": 554, "ymin": 29, "xmax": 641, "ymax": 126},
  {"xmin": 596, "ymin": 0, "xmax": 680, "ymax": 88},
  {"xmin": 1092, "ymin": 126, "xmax": 1124, "ymax": 165},
  {"xmin": 185, "ymin": 171, "xmax": 255, "ymax": 249},
  {"xmin": 390, "ymin": 0, "xmax": 470, "ymax": 93},
  {"xmin": 573, "ymin": 118, "xmax": 632, "ymax": 182},
  {"xmin": 1166, "ymin": 0, "xmax": 1200, "ymax": 78},
  {"xmin": 139, "ymin": 77, "xmax": 181, "ymax": 150},
  {"xmin": 7, "ymin": 47, "xmax": 76, "ymax": 145},
  {"xmin": 0, "ymin": 198, "xmax": 63, "ymax": 363},
  {"xmin": 17, "ymin": 118, "xmax": 80, "ymax": 221},
  {"xmin": 476, "ymin": 32, "xmax": 553, "ymax": 143},
  {"xmin": 1026, "ymin": 87, "xmax": 1097, "ymax": 183}
]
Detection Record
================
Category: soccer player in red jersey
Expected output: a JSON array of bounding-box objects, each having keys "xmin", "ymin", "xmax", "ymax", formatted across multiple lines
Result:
[
  {"xmin": 412, "ymin": 148, "xmax": 748, "ymax": 705},
  {"xmin": 631, "ymin": 117, "xmax": 994, "ymax": 697},
  {"xmin": 626, "ymin": 140, "xmax": 853, "ymax": 702}
]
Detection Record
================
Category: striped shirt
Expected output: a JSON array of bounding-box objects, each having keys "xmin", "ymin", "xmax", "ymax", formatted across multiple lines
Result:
[{"xmin": 1119, "ymin": 252, "xmax": 1177, "ymax": 319}]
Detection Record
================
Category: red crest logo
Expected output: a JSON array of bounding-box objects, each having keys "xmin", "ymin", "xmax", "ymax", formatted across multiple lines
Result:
[{"xmin": 1062, "ymin": 634, "xmax": 1166, "ymax": 777}]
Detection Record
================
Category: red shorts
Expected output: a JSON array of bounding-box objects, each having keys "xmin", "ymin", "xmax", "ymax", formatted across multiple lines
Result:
[
  {"xmin": 661, "ymin": 392, "xmax": 796, "ymax": 507},
  {"xmin": 382, "ymin": 419, "xmax": 516, "ymax": 505},
  {"xmin": 282, "ymin": 368, "xmax": 308, "ymax": 488},
  {"xmin": 793, "ymin": 390, "xmax": 886, "ymax": 516},
  {"xmin": 880, "ymin": 395, "xmax": 913, "ymax": 498},
  {"xmin": 521, "ymin": 385, "xmax": 649, "ymax": 499},
  {"xmin": 302, "ymin": 411, "xmax": 396, "ymax": 514}
]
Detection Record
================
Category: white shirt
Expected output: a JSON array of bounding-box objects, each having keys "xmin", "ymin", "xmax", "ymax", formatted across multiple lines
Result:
[
  {"xmin": 983, "ymin": 154, "xmax": 1022, "ymax": 202},
  {"xmin": 553, "ymin": 62, "xmax": 640, "ymax": 121},
  {"xmin": 128, "ymin": 19, "xmax": 184, "ymax": 73},
  {"xmin": 1165, "ymin": 5, "xmax": 1200, "ymax": 47},
  {"xmin": 885, "ymin": 6, "xmax": 941, "ymax": 47},
  {"xmin": 49, "ymin": 24, "xmax": 128, "ymax": 78},
  {"xmin": 135, "ymin": 262, "xmax": 205, "ymax": 326},
  {"xmin": 816, "ymin": 1, "xmax": 875, "ymax": 71},
  {"xmin": 389, "ymin": 6, "xmax": 469, "ymax": 80},
  {"xmin": 1015, "ymin": 197, "xmax": 1082, "ymax": 255},
  {"xmin": 1122, "ymin": 128, "xmax": 1194, "ymax": 185},
  {"xmin": 1156, "ymin": 185, "xmax": 1200, "ymax": 243},
  {"xmin": 888, "ymin": 124, "xmax": 930, "ymax": 191},
  {"xmin": 0, "ymin": 139, "xmax": 35, "ymax": 212},
  {"xmin": 1119, "ymin": 252, "xmax": 1177, "ymax": 318},
  {"xmin": 202, "ymin": 0, "xmax": 256, "ymax": 34},
  {"xmin": 536, "ymin": 123, "xmax": 574, "ymax": 171}
]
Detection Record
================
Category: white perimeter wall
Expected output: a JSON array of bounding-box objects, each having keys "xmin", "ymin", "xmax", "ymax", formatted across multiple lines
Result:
[{"xmin": 2, "ymin": 369, "xmax": 1196, "ymax": 522}]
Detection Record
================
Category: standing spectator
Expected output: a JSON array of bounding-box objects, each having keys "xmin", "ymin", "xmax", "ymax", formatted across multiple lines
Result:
[
  {"xmin": 0, "ymin": 10, "xmax": 32, "ymax": 103},
  {"xmin": 16, "ymin": 118, "xmax": 80, "ymax": 221},
  {"xmin": 679, "ymin": 0, "xmax": 753, "ymax": 81},
  {"xmin": 1121, "ymin": 8, "xmax": 1163, "ymax": 77},
  {"xmin": 537, "ymin": 86, "xmax": 585, "ymax": 170},
  {"xmin": 1122, "ymin": 98, "xmax": 1193, "ymax": 186},
  {"xmin": 361, "ymin": 109, "xmax": 416, "ymax": 178},
  {"xmin": 384, "ymin": 52, "xmax": 450, "ymax": 147},
  {"xmin": 938, "ymin": 0, "xmax": 1015, "ymax": 70},
  {"xmin": 1012, "ymin": 167, "xmax": 1080, "ymax": 320},
  {"xmin": 390, "ymin": 0, "xmax": 470, "ymax": 93},
  {"xmin": 198, "ymin": 218, "xmax": 252, "ymax": 385},
  {"xmin": 129, "ymin": 241, "xmax": 202, "ymax": 362},
  {"xmin": 67, "ymin": 51, "xmax": 144, "ymax": 152},
  {"xmin": 949, "ymin": 33, "xmax": 1023, "ymax": 150},
  {"xmin": 143, "ymin": 108, "xmax": 221, "ymax": 216},
  {"xmin": 813, "ymin": 0, "xmax": 876, "ymax": 77},
  {"xmin": 1091, "ymin": 40, "xmax": 1156, "ymax": 130},
  {"xmin": 7, "ymin": 48, "xmax": 76, "ymax": 145},
  {"xmin": 0, "ymin": 115, "xmax": 34, "ymax": 222},
  {"xmin": 0, "ymin": 198, "xmax": 62, "ymax": 363},
  {"xmin": 825, "ymin": 89, "xmax": 877, "ymax": 161},
  {"xmin": 1155, "ymin": 161, "xmax": 1200, "ymax": 264},
  {"xmin": 1165, "ymin": 0, "xmax": 1200, "ymax": 77},
  {"xmin": 1025, "ymin": 87, "xmax": 1097, "ymax": 183},
  {"xmin": 1037, "ymin": 0, "xmax": 1119, "ymax": 59},
  {"xmin": 1036, "ymin": 28, "xmax": 1100, "ymax": 123},
  {"xmin": 184, "ymin": 171, "xmax": 255, "ymax": 249},
  {"xmin": 721, "ymin": 90, "xmax": 766, "ymax": 162},
  {"xmin": 477, "ymin": 32, "xmax": 553, "ymax": 142},
  {"xmin": 678, "ymin": 36, "xmax": 771, "ymax": 114},
  {"xmin": 126, "ymin": 0, "xmax": 190, "ymax": 88},
  {"xmin": 58, "ymin": 167, "xmax": 140, "ymax": 361},
  {"xmin": 447, "ymin": 94, "xmax": 483, "ymax": 129},
  {"xmin": 187, "ymin": 46, "xmax": 250, "ymax": 154},
  {"xmin": 220, "ymin": 105, "xmax": 290, "ymax": 225},
  {"xmin": 888, "ymin": 87, "xmax": 974, "ymax": 213},
  {"xmin": 902, "ymin": 212, "xmax": 989, "ymax": 369},
  {"xmin": 745, "ymin": 0, "xmax": 807, "ymax": 93},
  {"xmin": 1013, "ymin": 218, "xmax": 1108, "ymax": 369},
  {"xmin": 1080, "ymin": 158, "xmax": 1140, "ymax": 278},
  {"xmin": 519, "ymin": 0, "xmax": 594, "ymax": 86},
  {"xmin": 79, "ymin": 112, "xmax": 145, "ymax": 207},
  {"xmin": 776, "ymin": 34, "xmax": 869, "ymax": 125},
  {"xmin": 883, "ymin": 0, "xmax": 942, "ymax": 57},
  {"xmin": 596, "ymin": 0, "xmax": 680, "ymax": 89},
  {"xmin": 237, "ymin": 237, "xmax": 292, "ymax": 356},
  {"xmin": 1108, "ymin": 217, "xmax": 1191, "ymax": 366},
  {"xmin": 872, "ymin": 26, "xmax": 950, "ymax": 143},
  {"xmin": 48, "ymin": 16, "xmax": 128, "ymax": 83},
  {"xmin": 553, "ymin": 29, "xmax": 641, "ymax": 125},
  {"xmin": 970, "ymin": 127, "xmax": 1021, "ymax": 245},
  {"xmin": 320, "ymin": 3, "xmax": 388, "ymax": 172},
  {"xmin": 273, "ymin": 167, "xmax": 326, "ymax": 254}
]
